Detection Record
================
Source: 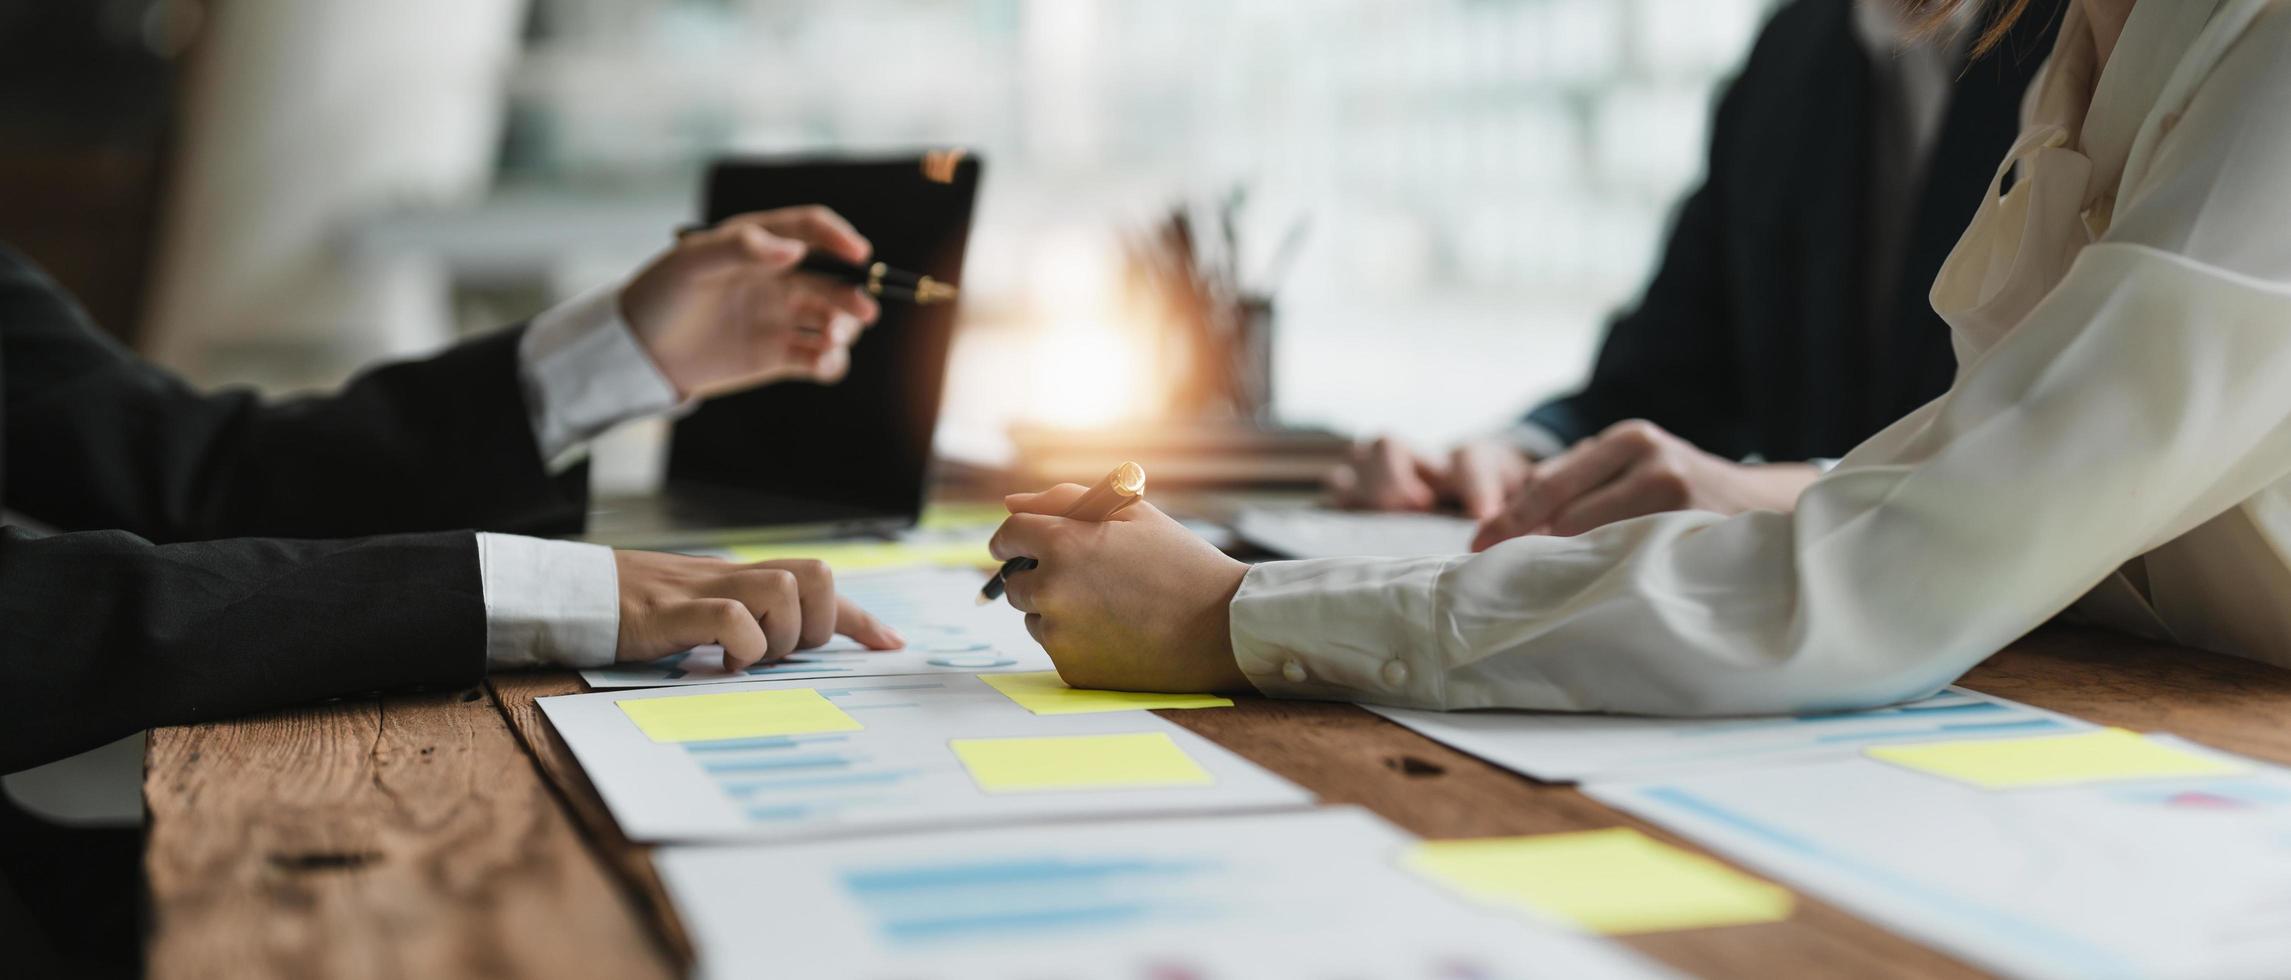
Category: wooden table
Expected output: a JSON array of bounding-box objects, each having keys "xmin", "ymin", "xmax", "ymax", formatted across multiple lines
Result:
[{"xmin": 143, "ymin": 624, "xmax": 2291, "ymax": 978}]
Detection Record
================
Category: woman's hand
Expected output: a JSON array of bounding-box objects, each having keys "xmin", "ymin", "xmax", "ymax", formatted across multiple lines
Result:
[
  {"xmin": 619, "ymin": 206, "xmax": 883, "ymax": 400},
  {"xmin": 1471, "ymin": 419, "xmax": 1821, "ymax": 550},
  {"xmin": 613, "ymin": 552, "xmax": 905, "ymax": 669},
  {"xmin": 990, "ymin": 486, "xmax": 1253, "ymax": 693},
  {"xmin": 1325, "ymin": 435, "xmax": 1531, "ymax": 520}
]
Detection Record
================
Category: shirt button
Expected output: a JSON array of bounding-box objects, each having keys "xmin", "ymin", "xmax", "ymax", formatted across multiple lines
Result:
[
  {"xmin": 1280, "ymin": 660, "xmax": 1308, "ymax": 684},
  {"xmin": 1381, "ymin": 660, "xmax": 1410, "ymax": 687}
]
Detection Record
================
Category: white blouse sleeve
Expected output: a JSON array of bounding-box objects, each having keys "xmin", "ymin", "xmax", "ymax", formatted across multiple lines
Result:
[{"xmin": 1228, "ymin": 11, "xmax": 2291, "ymax": 716}]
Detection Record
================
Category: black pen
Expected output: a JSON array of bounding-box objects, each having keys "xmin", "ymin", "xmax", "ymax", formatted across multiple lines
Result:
[
  {"xmin": 977, "ymin": 462, "xmax": 1147, "ymax": 605},
  {"xmin": 674, "ymin": 223, "xmax": 958, "ymax": 305}
]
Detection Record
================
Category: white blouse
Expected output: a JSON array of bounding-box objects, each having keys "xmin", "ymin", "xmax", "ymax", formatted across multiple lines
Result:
[{"xmin": 1228, "ymin": 0, "xmax": 2291, "ymax": 715}]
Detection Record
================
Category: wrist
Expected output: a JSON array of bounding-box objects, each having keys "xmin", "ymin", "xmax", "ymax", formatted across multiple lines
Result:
[
  {"xmin": 1196, "ymin": 558, "xmax": 1252, "ymax": 691},
  {"xmin": 477, "ymin": 533, "xmax": 621, "ymax": 670},
  {"xmin": 615, "ymin": 291, "xmax": 678, "ymax": 395},
  {"xmin": 1756, "ymin": 462, "xmax": 1823, "ymax": 510},
  {"xmin": 520, "ymin": 283, "xmax": 683, "ymax": 462}
]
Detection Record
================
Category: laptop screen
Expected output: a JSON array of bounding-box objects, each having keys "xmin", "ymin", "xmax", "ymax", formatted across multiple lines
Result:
[{"xmin": 665, "ymin": 153, "xmax": 982, "ymax": 531}]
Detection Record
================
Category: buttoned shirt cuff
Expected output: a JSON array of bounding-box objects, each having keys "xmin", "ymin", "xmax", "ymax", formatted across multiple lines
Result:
[
  {"xmin": 519, "ymin": 282, "xmax": 684, "ymax": 471},
  {"xmin": 1227, "ymin": 555, "xmax": 1459, "ymax": 709},
  {"xmin": 1498, "ymin": 422, "xmax": 1568, "ymax": 460},
  {"xmin": 476, "ymin": 532, "xmax": 621, "ymax": 670}
]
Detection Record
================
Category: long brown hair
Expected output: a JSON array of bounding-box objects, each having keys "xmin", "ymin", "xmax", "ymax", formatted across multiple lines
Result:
[{"xmin": 1907, "ymin": 0, "xmax": 2042, "ymax": 56}]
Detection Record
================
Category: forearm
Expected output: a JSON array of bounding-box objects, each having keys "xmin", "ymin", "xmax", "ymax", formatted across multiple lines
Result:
[
  {"xmin": 191, "ymin": 326, "xmax": 594, "ymax": 537},
  {"xmin": 0, "ymin": 527, "xmax": 489, "ymax": 773},
  {"xmin": 152, "ymin": 285, "xmax": 684, "ymax": 537},
  {"xmin": 7, "ymin": 324, "xmax": 590, "ymax": 541},
  {"xmin": 1234, "ymin": 247, "xmax": 2291, "ymax": 715}
]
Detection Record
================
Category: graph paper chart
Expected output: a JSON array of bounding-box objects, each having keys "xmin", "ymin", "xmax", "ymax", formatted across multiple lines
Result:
[
  {"xmin": 1590, "ymin": 739, "xmax": 2291, "ymax": 980},
  {"xmin": 1371, "ymin": 687, "xmax": 2092, "ymax": 783},
  {"xmin": 657, "ymin": 807, "xmax": 1678, "ymax": 980},
  {"xmin": 538, "ymin": 673, "xmax": 1310, "ymax": 843}
]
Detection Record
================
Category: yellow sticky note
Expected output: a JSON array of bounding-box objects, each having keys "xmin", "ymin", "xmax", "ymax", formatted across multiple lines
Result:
[
  {"xmin": 950, "ymin": 733, "xmax": 1215, "ymax": 793},
  {"xmin": 1866, "ymin": 727, "xmax": 2246, "ymax": 790},
  {"xmin": 725, "ymin": 539, "xmax": 993, "ymax": 571},
  {"xmin": 617, "ymin": 689, "xmax": 862, "ymax": 744},
  {"xmin": 1406, "ymin": 828, "xmax": 1794, "ymax": 935},
  {"xmin": 981, "ymin": 672, "xmax": 1234, "ymax": 715}
]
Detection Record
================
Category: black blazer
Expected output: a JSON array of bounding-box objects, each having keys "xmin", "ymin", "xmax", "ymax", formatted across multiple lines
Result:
[
  {"xmin": 0, "ymin": 245, "xmax": 589, "ymax": 773},
  {"xmin": 1527, "ymin": 0, "xmax": 2057, "ymax": 461}
]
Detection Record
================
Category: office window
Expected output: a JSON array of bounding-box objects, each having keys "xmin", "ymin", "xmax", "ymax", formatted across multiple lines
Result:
[{"xmin": 511, "ymin": 0, "xmax": 1776, "ymax": 446}]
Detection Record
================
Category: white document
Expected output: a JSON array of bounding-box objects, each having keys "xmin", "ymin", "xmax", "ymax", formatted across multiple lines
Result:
[
  {"xmin": 1231, "ymin": 507, "xmax": 1477, "ymax": 558},
  {"xmin": 658, "ymin": 807, "xmax": 1676, "ymax": 980},
  {"xmin": 1589, "ymin": 740, "xmax": 2291, "ymax": 980},
  {"xmin": 538, "ymin": 674, "xmax": 1313, "ymax": 843},
  {"xmin": 1371, "ymin": 687, "xmax": 2090, "ymax": 782},
  {"xmin": 582, "ymin": 565, "xmax": 1052, "ymax": 689}
]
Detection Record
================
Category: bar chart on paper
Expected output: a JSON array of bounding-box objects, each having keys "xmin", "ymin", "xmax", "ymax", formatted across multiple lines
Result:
[
  {"xmin": 537, "ymin": 674, "xmax": 1309, "ymax": 842},
  {"xmin": 1370, "ymin": 687, "xmax": 2092, "ymax": 782},
  {"xmin": 1589, "ymin": 740, "xmax": 2291, "ymax": 980},
  {"xmin": 658, "ymin": 808, "xmax": 1676, "ymax": 980},
  {"xmin": 582, "ymin": 566, "xmax": 1052, "ymax": 689}
]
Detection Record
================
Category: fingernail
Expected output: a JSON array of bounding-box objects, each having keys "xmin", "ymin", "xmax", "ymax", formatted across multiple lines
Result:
[{"xmin": 886, "ymin": 627, "xmax": 908, "ymax": 646}]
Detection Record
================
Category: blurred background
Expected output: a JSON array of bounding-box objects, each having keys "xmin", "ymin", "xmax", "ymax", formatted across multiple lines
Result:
[{"xmin": 2, "ymin": 0, "xmax": 1775, "ymax": 481}]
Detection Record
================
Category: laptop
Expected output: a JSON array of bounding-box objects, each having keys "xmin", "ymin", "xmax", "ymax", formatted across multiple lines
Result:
[{"xmin": 583, "ymin": 151, "xmax": 983, "ymax": 549}]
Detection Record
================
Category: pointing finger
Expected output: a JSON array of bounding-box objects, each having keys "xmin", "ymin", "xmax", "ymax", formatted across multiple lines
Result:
[{"xmin": 834, "ymin": 595, "xmax": 905, "ymax": 650}]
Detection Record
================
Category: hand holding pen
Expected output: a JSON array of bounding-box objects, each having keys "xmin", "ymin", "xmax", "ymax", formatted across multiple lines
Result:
[
  {"xmin": 621, "ymin": 206, "xmax": 889, "ymax": 398},
  {"xmin": 986, "ymin": 463, "xmax": 1257, "ymax": 693},
  {"xmin": 978, "ymin": 462, "xmax": 1147, "ymax": 604},
  {"xmin": 676, "ymin": 222, "xmax": 958, "ymax": 305}
]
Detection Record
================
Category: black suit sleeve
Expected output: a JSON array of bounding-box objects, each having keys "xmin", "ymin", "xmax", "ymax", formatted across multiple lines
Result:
[
  {"xmin": 0, "ymin": 247, "xmax": 584, "ymax": 772},
  {"xmin": 0, "ymin": 247, "xmax": 586, "ymax": 542},
  {"xmin": 1523, "ymin": 54, "xmax": 1753, "ymax": 456},
  {"xmin": 0, "ymin": 526, "xmax": 486, "ymax": 773}
]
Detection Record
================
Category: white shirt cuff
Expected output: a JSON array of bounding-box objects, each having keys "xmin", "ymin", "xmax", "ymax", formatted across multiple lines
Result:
[
  {"xmin": 519, "ymin": 282, "xmax": 683, "ymax": 469},
  {"xmin": 1499, "ymin": 422, "xmax": 1568, "ymax": 460},
  {"xmin": 476, "ymin": 532, "xmax": 621, "ymax": 670},
  {"xmin": 1228, "ymin": 555, "xmax": 1463, "ymax": 709}
]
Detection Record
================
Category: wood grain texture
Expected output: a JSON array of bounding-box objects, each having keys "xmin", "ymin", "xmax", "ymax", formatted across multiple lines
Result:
[
  {"xmin": 143, "ymin": 686, "xmax": 675, "ymax": 980},
  {"xmin": 486, "ymin": 671, "xmax": 695, "ymax": 971},
  {"xmin": 1960, "ymin": 625, "xmax": 2291, "ymax": 765}
]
